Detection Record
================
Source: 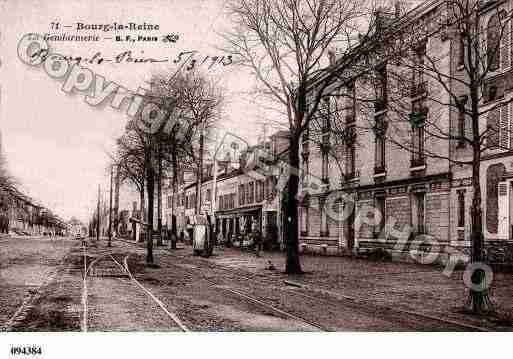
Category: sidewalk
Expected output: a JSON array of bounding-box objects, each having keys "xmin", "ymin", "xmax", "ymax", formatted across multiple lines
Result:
[{"xmin": 203, "ymin": 246, "xmax": 513, "ymax": 331}]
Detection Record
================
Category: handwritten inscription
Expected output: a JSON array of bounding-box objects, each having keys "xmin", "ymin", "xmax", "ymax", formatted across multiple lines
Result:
[
  {"xmin": 30, "ymin": 48, "xmax": 233, "ymax": 68},
  {"xmin": 173, "ymin": 51, "xmax": 233, "ymax": 70}
]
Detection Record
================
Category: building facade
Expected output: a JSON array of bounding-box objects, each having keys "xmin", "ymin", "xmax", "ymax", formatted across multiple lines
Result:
[
  {"xmin": 163, "ymin": 131, "xmax": 288, "ymax": 247},
  {"xmin": 298, "ymin": 0, "xmax": 513, "ymax": 263}
]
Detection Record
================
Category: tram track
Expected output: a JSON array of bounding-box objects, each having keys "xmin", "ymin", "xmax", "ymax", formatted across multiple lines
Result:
[
  {"xmin": 150, "ymin": 253, "xmax": 327, "ymax": 331},
  {"xmin": 81, "ymin": 242, "xmax": 189, "ymax": 332},
  {"xmin": 161, "ymin": 250, "xmax": 489, "ymax": 331},
  {"xmin": 114, "ymin": 240, "xmax": 490, "ymax": 331}
]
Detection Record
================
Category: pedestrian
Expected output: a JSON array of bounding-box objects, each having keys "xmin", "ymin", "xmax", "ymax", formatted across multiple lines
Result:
[
  {"xmin": 253, "ymin": 228, "xmax": 263, "ymax": 257},
  {"xmin": 226, "ymin": 231, "xmax": 232, "ymax": 248},
  {"xmin": 217, "ymin": 230, "xmax": 223, "ymax": 246},
  {"xmin": 239, "ymin": 232, "xmax": 244, "ymax": 249}
]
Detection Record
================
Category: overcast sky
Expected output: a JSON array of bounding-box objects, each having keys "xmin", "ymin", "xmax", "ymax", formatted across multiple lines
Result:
[{"xmin": 0, "ymin": 0, "xmax": 272, "ymax": 223}]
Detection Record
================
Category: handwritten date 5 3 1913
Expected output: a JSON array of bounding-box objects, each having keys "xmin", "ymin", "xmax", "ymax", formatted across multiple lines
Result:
[
  {"xmin": 29, "ymin": 48, "xmax": 234, "ymax": 69},
  {"xmin": 173, "ymin": 51, "xmax": 233, "ymax": 71}
]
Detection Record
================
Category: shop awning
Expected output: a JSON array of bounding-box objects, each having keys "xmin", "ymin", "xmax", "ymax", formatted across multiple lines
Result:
[{"xmin": 215, "ymin": 205, "xmax": 262, "ymax": 217}]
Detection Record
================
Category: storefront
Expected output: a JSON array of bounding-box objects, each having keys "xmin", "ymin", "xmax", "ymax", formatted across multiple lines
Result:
[{"xmin": 215, "ymin": 204, "xmax": 263, "ymax": 240}]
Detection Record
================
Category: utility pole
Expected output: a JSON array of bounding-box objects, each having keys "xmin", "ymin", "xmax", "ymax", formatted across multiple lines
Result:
[
  {"xmin": 108, "ymin": 166, "xmax": 113, "ymax": 247},
  {"xmin": 96, "ymin": 184, "xmax": 100, "ymax": 241},
  {"xmin": 195, "ymin": 99, "xmax": 213, "ymax": 216},
  {"xmin": 195, "ymin": 118, "xmax": 204, "ymax": 215},
  {"xmin": 157, "ymin": 141, "xmax": 163, "ymax": 246}
]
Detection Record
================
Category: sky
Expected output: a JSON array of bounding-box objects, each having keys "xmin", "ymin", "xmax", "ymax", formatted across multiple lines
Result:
[{"xmin": 0, "ymin": 0, "xmax": 269, "ymax": 223}]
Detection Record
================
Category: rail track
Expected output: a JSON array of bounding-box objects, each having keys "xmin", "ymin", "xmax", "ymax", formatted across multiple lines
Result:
[
  {"xmin": 114, "ymin": 239, "xmax": 490, "ymax": 331},
  {"xmin": 161, "ymin": 249, "xmax": 489, "ymax": 331},
  {"xmin": 81, "ymin": 243, "xmax": 189, "ymax": 332}
]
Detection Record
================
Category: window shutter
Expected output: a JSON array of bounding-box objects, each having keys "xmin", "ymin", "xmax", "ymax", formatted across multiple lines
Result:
[
  {"xmin": 501, "ymin": 19, "xmax": 510, "ymax": 69},
  {"xmin": 511, "ymin": 17, "xmax": 513, "ymax": 67},
  {"xmin": 500, "ymin": 103, "xmax": 509, "ymax": 149},
  {"xmin": 498, "ymin": 181, "xmax": 509, "ymax": 238},
  {"xmin": 488, "ymin": 107, "xmax": 500, "ymax": 148}
]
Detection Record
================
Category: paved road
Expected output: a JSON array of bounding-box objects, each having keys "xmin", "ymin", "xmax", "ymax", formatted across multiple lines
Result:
[{"xmin": 0, "ymin": 237, "xmax": 504, "ymax": 331}]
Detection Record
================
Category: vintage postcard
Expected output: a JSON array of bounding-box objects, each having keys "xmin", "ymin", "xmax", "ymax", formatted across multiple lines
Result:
[{"xmin": 0, "ymin": 0, "xmax": 511, "ymax": 357}]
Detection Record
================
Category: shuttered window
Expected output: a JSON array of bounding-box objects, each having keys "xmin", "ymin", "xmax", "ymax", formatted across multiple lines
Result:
[
  {"xmin": 498, "ymin": 181, "xmax": 510, "ymax": 239},
  {"xmin": 500, "ymin": 102, "xmax": 509, "ymax": 149},
  {"xmin": 487, "ymin": 103, "xmax": 511, "ymax": 150}
]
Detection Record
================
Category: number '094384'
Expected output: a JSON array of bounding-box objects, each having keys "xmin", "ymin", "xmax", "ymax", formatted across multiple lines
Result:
[{"xmin": 10, "ymin": 346, "xmax": 42, "ymax": 356}]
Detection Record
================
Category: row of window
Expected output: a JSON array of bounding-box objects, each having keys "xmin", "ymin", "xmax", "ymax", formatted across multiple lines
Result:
[
  {"xmin": 218, "ymin": 193, "xmax": 236, "ymax": 211},
  {"xmin": 306, "ymin": 46, "xmax": 430, "ymax": 182},
  {"xmin": 170, "ymin": 177, "xmax": 278, "ymax": 210},
  {"xmin": 299, "ymin": 190, "xmax": 466, "ymax": 238},
  {"xmin": 306, "ymin": 11, "xmax": 509, "ymax": 185},
  {"xmin": 168, "ymin": 188, "xmax": 212, "ymax": 210},
  {"xmin": 238, "ymin": 178, "xmax": 275, "ymax": 206}
]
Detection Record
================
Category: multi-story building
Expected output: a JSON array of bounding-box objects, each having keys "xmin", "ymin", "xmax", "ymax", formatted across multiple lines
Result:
[
  {"xmin": 163, "ymin": 130, "xmax": 288, "ymax": 247},
  {"xmin": 299, "ymin": 0, "xmax": 513, "ymax": 262}
]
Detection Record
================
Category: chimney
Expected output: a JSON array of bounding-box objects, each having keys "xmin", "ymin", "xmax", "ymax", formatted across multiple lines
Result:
[{"xmin": 395, "ymin": 1, "xmax": 401, "ymax": 18}]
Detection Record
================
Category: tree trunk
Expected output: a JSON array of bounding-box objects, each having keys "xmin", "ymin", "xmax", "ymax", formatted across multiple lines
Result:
[
  {"xmin": 466, "ymin": 92, "xmax": 494, "ymax": 313},
  {"xmin": 113, "ymin": 164, "xmax": 120, "ymax": 235},
  {"xmin": 170, "ymin": 145, "xmax": 178, "ymax": 250},
  {"xmin": 196, "ymin": 130, "xmax": 204, "ymax": 216},
  {"xmin": 139, "ymin": 180, "xmax": 145, "ymax": 222},
  {"xmin": 145, "ymin": 155, "xmax": 154, "ymax": 264},
  {"xmin": 285, "ymin": 134, "xmax": 303, "ymax": 274},
  {"xmin": 467, "ymin": 142, "xmax": 494, "ymax": 313},
  {"xmin": 156, "ymin": 144, "xmax": 163, "ymax": 246}
]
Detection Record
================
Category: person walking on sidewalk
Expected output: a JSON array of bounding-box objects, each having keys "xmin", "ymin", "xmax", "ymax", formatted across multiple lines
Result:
[{"xmin": 253, "ymin": 228, "xmax": 263, "ymax": 257}]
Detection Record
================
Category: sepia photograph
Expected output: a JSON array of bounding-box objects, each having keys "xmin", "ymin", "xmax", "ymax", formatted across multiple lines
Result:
[{"xmin": 0, "ymin": 0, "xmax": 512, "ymax": 357}]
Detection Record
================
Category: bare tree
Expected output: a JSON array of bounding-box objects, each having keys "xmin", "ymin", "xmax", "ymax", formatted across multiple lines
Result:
[
  {"xmin": 113, "ymin": 70, "xmax": 223, "ymax": 261},
  {"xmin": 221, "ymin": 0, "xmax": 380, "ymax": 273},
  {"xmin": 115, "ymin": 129, "xmax": 147, "ymax": 223},
  {"xmin": 147, "ymin": 71, "xmax": 223, "ymax": 248}
]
